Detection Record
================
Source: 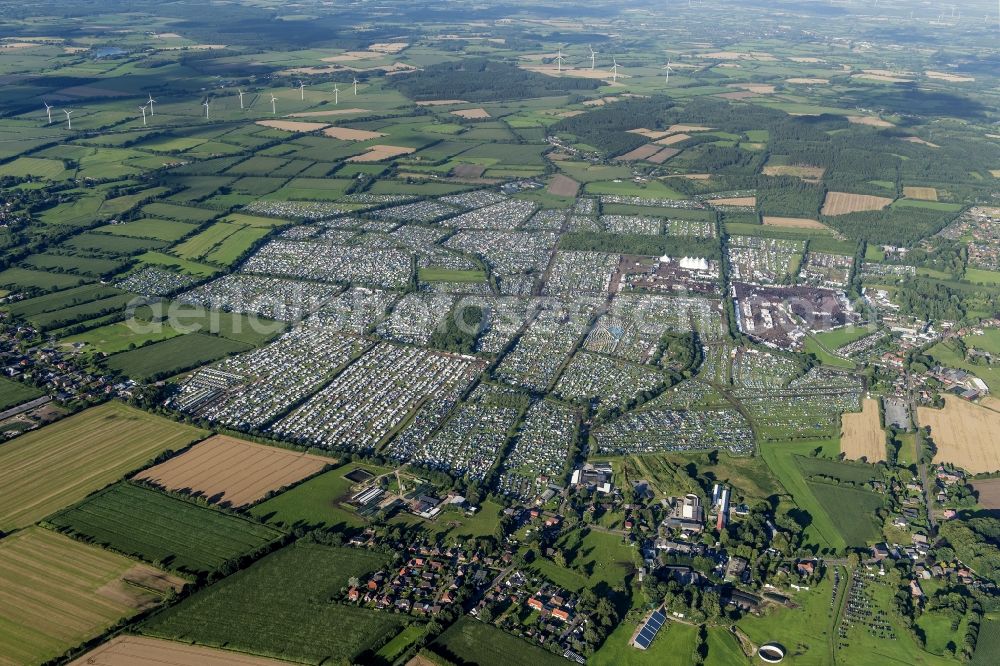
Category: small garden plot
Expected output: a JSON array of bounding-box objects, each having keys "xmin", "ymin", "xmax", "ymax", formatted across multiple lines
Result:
[
  {"xmin": 134, "ymin": 436, "xmax": 332, "ymax": 509},
  {"xmin": 140, "ymin": 544, "xmax": 406, "ymax": 665},
  {"xmin": 554, "ymin": 351, "xmax": 667, "ymax": 413},
  {"xmin": 47, "ymin": 483, "xmax": 285, "ymax": 575}
]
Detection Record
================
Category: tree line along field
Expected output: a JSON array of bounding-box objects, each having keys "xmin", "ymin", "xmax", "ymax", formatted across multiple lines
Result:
[
  {"xmin": 0, "ymin": 402, "xmax": 207, "ymax": 533},
  {"xmin": 0, "ymin": 527, "xmax": 184, "ymax": 666},
  {"xmin": 140, "ymin": 543, "xmax": 409, "ymax": 664},
  {"xmin": 46, "ymin": 482, "xmax": 285, "ymax": 576}
]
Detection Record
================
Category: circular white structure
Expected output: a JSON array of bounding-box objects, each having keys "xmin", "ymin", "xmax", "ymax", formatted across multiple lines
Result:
[{"xmin": 757, "ymin": 643, "xmax": 785, "ymax": 663}]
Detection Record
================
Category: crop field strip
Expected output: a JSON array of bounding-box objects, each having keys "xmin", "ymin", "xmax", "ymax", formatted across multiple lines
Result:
[
  {"xmin": 68, "ymin": 635, "xmax": 297, "ymax": 666},
  {"xmin": 0, "ymin": 527, "xmax": 183, "ymax": 666},
  {"xmin": 0, "ymin": 403, "xmax": 207, "ymax": 532},
  {"xmin": 47, "ymin": 482, "xmax": 285, "ymax": 574},
  {"xmin": 133, "ymin": 435, "xmax": 333, "ymax": 508}
]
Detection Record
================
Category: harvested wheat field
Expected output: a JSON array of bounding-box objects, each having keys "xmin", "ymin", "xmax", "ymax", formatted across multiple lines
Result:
[
  {"xmin": 667, "ymin": 124, "xmax": 714, "ymax": 133},
  {"xmin": 822, "ymin": 191, "xmax": 893, "ymax": 216},
  {"xmin": 450, "ymin": 107, "xmax": 491, "ymax": 119},
  {"xmin": 716, "ymin": 91, "xmax": 756, "ymax": 100},
  {"xmin": 841, "ymin": 399, "xmax": 885, "ymax": 462},
  {"xmin": 786, "ymin": 77, "xmax": 829, "ymax": 84},
  {"xmin": 925, "ymin": 70, "xmax": 975, "ymax": 83},
  {"xmin": 615, "ymin": 143, "xmax": 662, "ymax": 162},
  {"xmin": 992, "ymin": 170, "xmax": 1000, "ymax": 178},
  {"xmin": 286, "ymin": 108, "xmax": 369, "ymax": 118},
  {"xmin": 762, "ymin": 164, "xmax": 825, "ymax": 181},
  {"xmin": 903, "ymin": 186, "xmax": 938, "ymax": 201},
  {"xmin": 69, "ymin": 636, "xmax": 292, "ymax": 666},
  {"xmin": 919, "ymin": 397, "xmax": 1000, "ymax": 474},
  {"xmin": 548, "ymin": 174, "xmax": 580, "ymax": 197},
  {"xmin": 629, "ymin": 128, "xmax": 672, "ymax": 140},
  {"xmin": 971, "ymin": 478, "xmax": 1000, "ymax": 510},
  {"xmin": 729, "ymin": 83, "xmax": 776, "ymax": 94},
  {"xmin": 255, "ymin": 120, "xmax": 327, "ymax": 132},
  {"xmin": 322, "ymin": 126, "xmax": 386, "ymax": 141},
  {"xmin": 763, "ymin": 216, "xmax": 829, "ymax": 230},
  {"xmin": 347, "ymin": 145, "xmax": 416, "ymax": 162},
  {"xmin": 847, "ymin": 115, "xmax": 894, "ymax": 128},
  {"xmin": 902, "ymin": 136, "xmax": 940, "ymax": 148},
  {"xmin": 133, "ymin": 435, "xmax": 332, "ymax": 508},
  {"xmin": 647, "ymin": 147, "xmax": 680, "ymax": 164},
  {"xmin": 453, "ymin": 163, "xmax": 486, "ymax": 178},
  {"xmin": 0, "ymin": 402, "xmax": 206, "ymax": 532},
  {"xmin": 0, "ymin": 527, "xmax": 184, "ymax": 666},
  {"xmin": 708, "ymin": 196, "xmax": 756, "ymax": 207},
  {"xmin": 655, "ymin": 133, "xmax": 691, "ymax": 146}
]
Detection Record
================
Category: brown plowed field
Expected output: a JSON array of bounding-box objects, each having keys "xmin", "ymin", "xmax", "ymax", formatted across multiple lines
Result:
[
  {"xmin": 762, "ymin": 216, "xmax": 830, "ymax": 230},
  {"xmin": 547, "ymin": 174, "xmax": 580, "ymax": 197},
  {"xmin": 133, "ymin": 435, "xmax": 332, "ymax": 508},
  {"xmin": 821, "ymin": 191, "xmax": 893, "ymax": 216},
  {"xmin": 615, "ymin": 143, "xmax": 662, "ymax": 161},
  {"xmin": 69, "ymin": 636, "xmax": 293, "ymax": 666},
  {"xmin": 971, "ymin": 478, "xmax": 1000, "ymax": 510}
]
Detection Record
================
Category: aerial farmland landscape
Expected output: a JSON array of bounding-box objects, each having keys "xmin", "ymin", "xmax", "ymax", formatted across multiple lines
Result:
[{"xmin": 1, "ymin": 0, "xmax": 1000, "ymax": 664}]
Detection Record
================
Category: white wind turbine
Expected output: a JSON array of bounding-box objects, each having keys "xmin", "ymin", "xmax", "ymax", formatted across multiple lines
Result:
[
  {"xmin": 589, "ymin": 45, "xmax": 597, "ymax": 70},
  {"xmin": 238, "ymin": 88, "xmax": 245, "ymax": 109},
  {"xmin": 555, "ymin": 48, "xmax": 566, "ymax": 73},
  {"xmin": 353, "ymin": 76, "xmax": 359, "ymax": 95},
  {"xmin": 270, "ymin": 93, "xmax": 277, "ymax": 114},
  {"xmin": 202, "ymin": 99, "xmax": 210, "ymax": 120},
  {"xmin": 298, "ymin": 80, "xmax": 305, "ymax": 100},
  {"xmin": 611, "ymin": 57, "xmax": 620, "ymax": 82},
  {"xmin": 147, "ymin": 93, "xmax": 156, "ymax": 116},
  {"xmin": 139, "ymin": 103, "xmax": 148, "ymax": 126},
  {"xmin": 63, "ymin": 109, "xmax": 73, "ymax": 130},
  {"xmin": 43, "ymin": 101, "xmax": 52, "ymax": 124},
  {"xmin": 663, "ymin": 59, "xmax": 675, "ymax": 85},
  {"xmin": 333, "ymin": 83, "xmax": 340, "ymax": 105}
]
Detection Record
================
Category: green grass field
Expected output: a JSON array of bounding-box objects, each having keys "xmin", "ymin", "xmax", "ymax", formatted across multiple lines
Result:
[
  {"xmin": 250, "ymin": 463, "xmax": 390, "ymax": 530},
  {"xmin": 590, "ymin": 596, "xmax": 701, "ymax": 666},
  {"xmin": 972, "ymin": 614, "xmax": 1000, "ymax": 665},
  {"xmin": 0, "ymin": 267, "xmax": 92, "ymax": 291},
  {"xmin": 759, "ymin": 439, "xmax": 847, "ymax": 553},
  {"xmin": 806, "ymin": 482, "xmax": 882, "ymax": 547},
  {"xmin": 47, "ymin": 483, "xmax": 284, "ymax": 575},
  {"xmin": 738, "ymin": 568, "xmax": 839, "ymax": 666},
  {"xmin": 102, "ymin": 333, "xmax": 251, "ymax": 380},
  {"xmin": 0, "ymin": 401, "xmax": 207, "ymax": 532},
  {"xmin": 433, "ymin": 616, "xmax": 568, "ymax": 666},
  {"xmin": 0, "ymin": 527, "xmax": 178, "ymax": 666},
  {"xmin": 418, "ymin": 267, "xmax": 487, "ymax": 282},
  {"xmin": 61, "ymin": 320, "xmax": 184, "ymax": 354},
  {"xmin": 0, "ymin": 376, "xmax": 44, "ymax": 411},
  {"xmin": 141, "ymin": 543, "xmax": 406, "ymax": 664}
]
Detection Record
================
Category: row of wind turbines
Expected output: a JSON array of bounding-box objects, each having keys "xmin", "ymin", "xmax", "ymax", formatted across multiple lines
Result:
[
  {"xmin": 553, "ymin": 46, "xmax": 674, "ymax": 85},
  {"xmin": 43, "ymin": 77, "xmax": 362, "ymax": 129}
]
